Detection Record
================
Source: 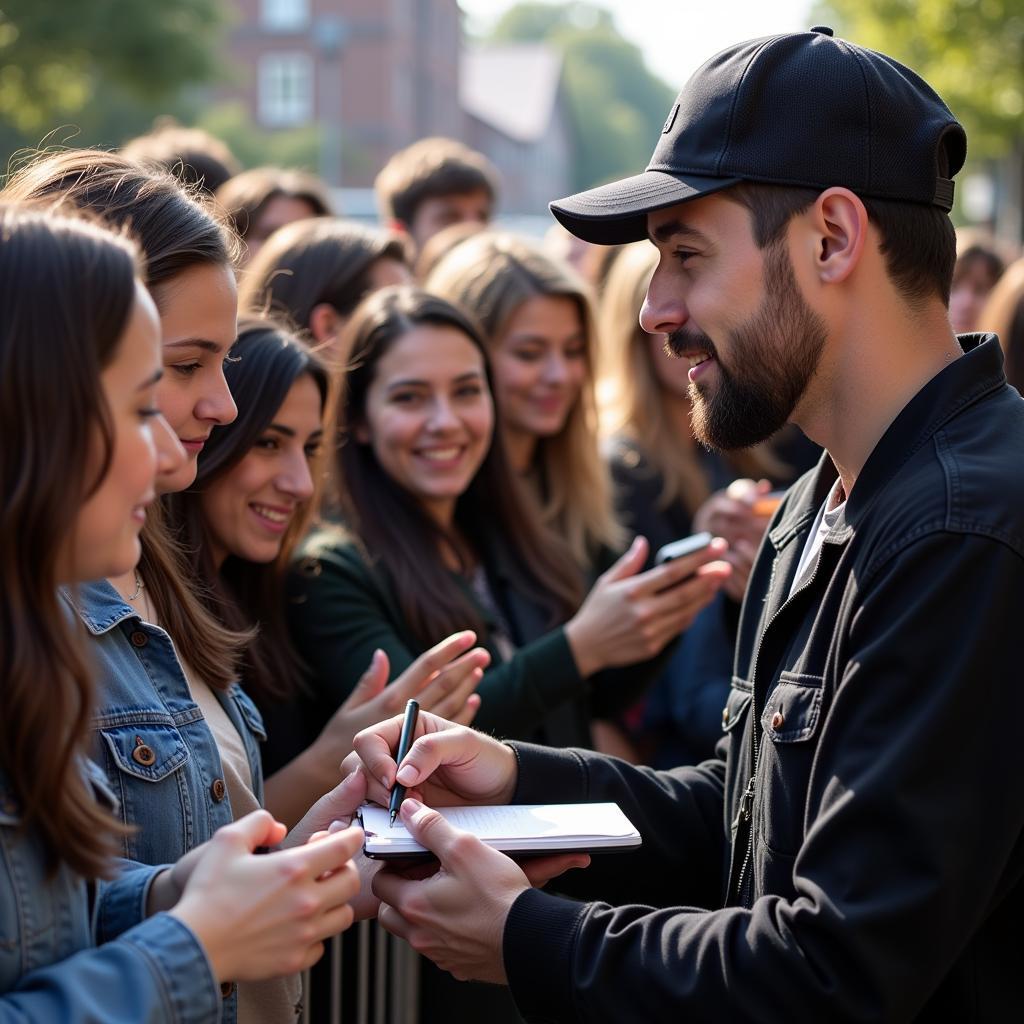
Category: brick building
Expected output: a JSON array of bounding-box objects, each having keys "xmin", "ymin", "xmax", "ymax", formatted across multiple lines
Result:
[
  {"xmin": 221, "ymin": 0, "xmax": 572, "ymax": 215},
  {"xmin": 223, "ymin": 0, "xmax": 462, "ymax": 187}
]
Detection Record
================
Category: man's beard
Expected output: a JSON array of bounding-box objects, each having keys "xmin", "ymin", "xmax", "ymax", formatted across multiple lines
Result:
[{"xmin": 667, "ymin": 242, "xmax": 827, "ymax": 451}]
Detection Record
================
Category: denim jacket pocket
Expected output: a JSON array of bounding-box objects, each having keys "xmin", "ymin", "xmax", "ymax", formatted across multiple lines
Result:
[
  {"xmin": 755, "ymin": 672, "xmax": 824, "ymax": 858},
  {"xmin": 722, "ymin": 677, "xmax": 753, "ymax": 733},
  {"xmin": 99, "ymin": 723, "xmax": 190, "ymax": 784},
  {"xmin": 759, "ymin": 673, "xmax": 823, "ymax": 742}
]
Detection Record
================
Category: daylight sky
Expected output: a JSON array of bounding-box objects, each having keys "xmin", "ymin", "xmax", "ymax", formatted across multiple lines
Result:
[{"xmin": 458, "ymin": 0, "xmax": 816, "ymax": 89}]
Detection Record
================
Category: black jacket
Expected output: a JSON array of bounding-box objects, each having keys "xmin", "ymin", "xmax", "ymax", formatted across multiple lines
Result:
[{"xmin": 502, "ymin": 335, "xmax": 1024, "ymax": 1022}]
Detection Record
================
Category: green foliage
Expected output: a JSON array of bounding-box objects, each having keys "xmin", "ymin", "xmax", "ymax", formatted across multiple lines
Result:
[
  {"xmin": 0, "ymin": 0, "xmax": 225, "ymax": 136},
  {"xmin": 814, "ymin": 0, "xmax": 1024, "ymax": 160},
  {"xmin": 195, "ymin": 102, "xmax": 323, "ymax": 174},
  {"xmin": 489, "ymin": 2, "xmax": 674, "ymax": 190}
]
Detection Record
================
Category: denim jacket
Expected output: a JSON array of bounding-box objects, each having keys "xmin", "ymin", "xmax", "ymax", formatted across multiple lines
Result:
[
  {"xmin": 62, "ymin": 579, "xmax": 267, "ymax": 1022},
  {"xmin": 0, "ymin": 760, "xmax": 220, "ymax": 1021}
]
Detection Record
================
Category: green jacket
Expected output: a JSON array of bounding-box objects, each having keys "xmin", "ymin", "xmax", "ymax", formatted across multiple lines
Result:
[{"xmin": 286, "ymin": 531, "xmax": 655, "ymax": 747}]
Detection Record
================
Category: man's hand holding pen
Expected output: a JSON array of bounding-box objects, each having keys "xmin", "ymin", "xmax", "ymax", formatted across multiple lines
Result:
[{"xmin": 345, "ymin": 710, "xmax": 590, "ymax": 982}]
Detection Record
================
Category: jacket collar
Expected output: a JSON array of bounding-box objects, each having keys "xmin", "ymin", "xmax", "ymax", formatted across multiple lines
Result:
[
  {"xmin": 62, "ymin": 578, "xmax": 140, "ymax": 635},
  {"xmin": 768, "ymin": 334, "xmax": 1005, "ymax": 551}
]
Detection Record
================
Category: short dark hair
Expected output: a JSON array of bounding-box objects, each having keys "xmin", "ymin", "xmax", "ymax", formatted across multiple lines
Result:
[
  {"xmin": 374, "ymin": 137, "xmax": 499, "ymax": 226},
  {"xmin": 724, "ymin": 182, "xmax": 957, "ymax": 308},
  {"xmin": 122, "ymin": 123, "xmax": 241, "ymax": 196},
  {"xmin": 214, "ymin": 166, "xmax": 332, "ymax": 244},
  {"xmin": 238, "ymin": 217, "xmax": 409, "ymax": 329}
]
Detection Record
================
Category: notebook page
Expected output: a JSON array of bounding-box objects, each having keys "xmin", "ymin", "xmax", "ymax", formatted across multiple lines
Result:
[{"xmin": 360, "ymin": 802, "xmax": 638, "ymax": 852}]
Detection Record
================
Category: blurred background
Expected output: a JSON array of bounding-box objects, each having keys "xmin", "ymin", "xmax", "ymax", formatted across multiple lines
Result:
[{"xmin": 0, "ymin": 0, "xmax": 1021, "ymax": 238}]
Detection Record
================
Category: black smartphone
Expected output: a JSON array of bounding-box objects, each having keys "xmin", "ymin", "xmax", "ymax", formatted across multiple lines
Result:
[{"xmin": 654, "ymin": 531, "xmax": 713, "ymax": 566}]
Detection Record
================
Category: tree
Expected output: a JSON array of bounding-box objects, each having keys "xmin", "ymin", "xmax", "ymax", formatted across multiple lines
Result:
[
  {"xmin": 815, "ymin": 0, "xmax": 1024, "ymax": 160},
  {"xmin": 0, "ymin": 0, "xmax": 225, "ymax": 142},
  {"xmin": 487, "ymin": 2, "xmax": 675, "ymax": 190}
]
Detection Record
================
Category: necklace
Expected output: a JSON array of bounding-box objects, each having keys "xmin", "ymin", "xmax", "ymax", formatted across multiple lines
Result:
[{"xmin": 126, "ymin": 570, "xmax": 145, "ymax": 602}]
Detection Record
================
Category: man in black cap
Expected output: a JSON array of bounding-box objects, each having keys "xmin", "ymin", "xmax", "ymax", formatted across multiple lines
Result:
[{"xmin": 352, "ymin": 28, "xmax": 1024, "ymax": 1021}]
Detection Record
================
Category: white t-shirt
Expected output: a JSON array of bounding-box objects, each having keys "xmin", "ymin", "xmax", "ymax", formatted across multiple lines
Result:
[{"xmin": 790, "ymin": 479, "xmax": 846, "ymax": 597}]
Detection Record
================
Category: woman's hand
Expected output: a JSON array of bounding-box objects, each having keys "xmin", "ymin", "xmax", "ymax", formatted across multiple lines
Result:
[
  {"xmin": 339, "ymin": 633, "xmax": 490, "ymax": 741},
  {"xmin": 169, "ymin": 810, "xmax": 362, "ymax": 983},
  {"xmin": 564, "ymin": 535, "xmax": 731, "ymax": 678},
  {"xmin": 264, "ymin": 633, "xmax": 488, "ymax": 827},
  {"xmin": 693, "ymin": 479, "xmax": 776, "ymax": 603}
]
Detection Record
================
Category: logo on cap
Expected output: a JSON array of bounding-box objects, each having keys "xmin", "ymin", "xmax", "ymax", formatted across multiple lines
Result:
[{"xmin": 662, "ymin": 104, "xmax": 679, "ymax": 134}]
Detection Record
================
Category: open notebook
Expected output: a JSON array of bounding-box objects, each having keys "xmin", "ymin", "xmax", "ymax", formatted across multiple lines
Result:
[{"xmin": 359, "ymin": 802, "xmax": 642, "ymax": 859}]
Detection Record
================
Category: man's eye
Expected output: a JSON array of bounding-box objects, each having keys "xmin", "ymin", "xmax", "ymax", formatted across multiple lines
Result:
[{"xmin": 674, "ymin": 250, "xmax": 697, "ymax": 266}]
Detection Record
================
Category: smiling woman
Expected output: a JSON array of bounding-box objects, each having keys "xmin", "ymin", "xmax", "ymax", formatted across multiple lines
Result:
[{"xmin": 166, "ymin": 317, "xmax": 330, "ymax": 720}]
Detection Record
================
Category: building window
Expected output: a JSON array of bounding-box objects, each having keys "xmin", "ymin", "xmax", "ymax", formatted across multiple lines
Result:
[
  {"xmin": 261, "ymin": 0, "xmax": 308, "ymax": 32},
  {"xmin": 259, "ymin": 53, "xmax": 313, "ymax": 127}
]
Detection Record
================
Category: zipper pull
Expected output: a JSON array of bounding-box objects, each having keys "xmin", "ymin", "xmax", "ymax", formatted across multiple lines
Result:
[{"xmin": 732, "ymin": 775, "xmax": 756, "ymax": 830}]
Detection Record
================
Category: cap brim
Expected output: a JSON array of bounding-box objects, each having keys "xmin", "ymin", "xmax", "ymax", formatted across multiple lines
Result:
[{"xmin": 549, "ymin": 170, "xmax": 740, "ymax": 245}]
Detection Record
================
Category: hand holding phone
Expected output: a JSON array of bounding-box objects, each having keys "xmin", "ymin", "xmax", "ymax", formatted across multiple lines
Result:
[{"xmin": 654, "ymin": 531, "xmax": 713, "ymax": 566}]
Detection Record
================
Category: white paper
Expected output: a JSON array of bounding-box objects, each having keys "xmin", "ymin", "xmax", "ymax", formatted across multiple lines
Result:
[{"xmin": 360, "ymin": 802, "xmax": 641, "ymax": 856}]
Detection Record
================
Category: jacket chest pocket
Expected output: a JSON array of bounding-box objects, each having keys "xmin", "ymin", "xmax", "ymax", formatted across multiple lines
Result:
[
  {"xmin": 755, "ymin": 672, "xmax": 824, "ymax": 856},
  {"xmin": 97, "ymin": 723, "xmax": 192, "ymax": 860}
]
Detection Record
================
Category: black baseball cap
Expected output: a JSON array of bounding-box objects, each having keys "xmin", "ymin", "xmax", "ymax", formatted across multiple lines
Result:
[{"xmin": 550, "ymin": 27, "xmax": 967, "ymax": 245}]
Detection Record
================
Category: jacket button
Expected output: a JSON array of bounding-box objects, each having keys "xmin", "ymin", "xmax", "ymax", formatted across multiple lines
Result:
[
  {"xmin": 220, "ymin": 981, "xmax": 235, "ymax": 998},
  {"xmin": 130, "ymin": 630, "xmax": 148, "ymax": 648},
  {"xmin": 770, "ymin": 711, "xmax": 785, "ymax": 731},
  {"xmin": 210, "ymin": 778, "xmax": 227, "ymax": 802},
  {"xmin": 721, "ymin": 706, "xmax": 730, "ymax": 726},
  {"xmin": 132, "ymin": 742, "xmax": 156, "ymax": 767}
]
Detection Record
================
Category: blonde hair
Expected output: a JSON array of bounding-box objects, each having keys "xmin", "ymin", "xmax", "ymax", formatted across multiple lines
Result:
[
  {"xmin": 599, "ymin": 241, "xmax": 786, "ymax": 509},
  {"xmin": 427, "ymin": 231, "xmax": 624, "ymax": 567}
]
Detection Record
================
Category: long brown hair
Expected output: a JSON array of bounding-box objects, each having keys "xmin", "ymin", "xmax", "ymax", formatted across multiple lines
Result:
[
  {"xmin": 167, "ymin": 318, "xmax": 331, "ymax": 704},
  {"xmin": 0, "ymin": 204, "xmax": 138, "ymax": 877},
  {"xmin": 979, "ymin": 256, "xmax": 1024, "ymax": 395},
  {"xmin": 600, "ymin": 241, "xmax": 788, "ymax": 506},
  {"xmin": 3, "ymin": 149, "xmax": 246, "ymax": 689},
  {"xmin": 324, "ymin": 286, "xmax": 582, "ymax": 650},
  {"xmin": 426, "ymin": 231, "xmax": 625, "ymax": 568}
]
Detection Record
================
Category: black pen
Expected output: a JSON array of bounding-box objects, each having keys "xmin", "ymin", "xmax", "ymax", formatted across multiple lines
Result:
[{"xmin": 389, "ymin": 699, "xmax": 420, "ymax": 826}]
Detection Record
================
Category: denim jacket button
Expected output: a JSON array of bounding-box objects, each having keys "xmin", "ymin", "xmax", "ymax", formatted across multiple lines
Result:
[
  {"xmin": 220, "ymin": 981, "xmax": 235, "ymax": 998},
  {"xmin": 210, "ymin": 778, "xmax": 227, "ymax": 802},
  {"xmin": 132, "ymin": 742, "xmax": 157, "ymax": 767},
  {"xmin": 130, "ymin": 630, "xmax": 148, "ymax": 648}
]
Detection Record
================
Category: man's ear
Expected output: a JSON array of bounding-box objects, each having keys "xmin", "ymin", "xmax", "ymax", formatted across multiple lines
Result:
[
  {"xmin": 309, "ymin": 302, "xmax": 343, "ymax": 345},
  {"xmin": 809, "ymin": 187, "xmax": 868, "ymax": 286}
]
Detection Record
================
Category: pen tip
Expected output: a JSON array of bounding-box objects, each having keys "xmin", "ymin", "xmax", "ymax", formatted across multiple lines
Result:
[{"xmin": 389, "ymin": 811, "xmax": 397, "ymax": 827}]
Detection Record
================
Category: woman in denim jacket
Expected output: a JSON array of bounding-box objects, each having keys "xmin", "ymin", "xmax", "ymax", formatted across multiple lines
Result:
[
  {"xmin": 3, "ymin": 152, "xmax": 382, "ymax": 1024},
  {"xmin": 0, "ymin": 205, "xmax": 362, "ymax": 1020}
]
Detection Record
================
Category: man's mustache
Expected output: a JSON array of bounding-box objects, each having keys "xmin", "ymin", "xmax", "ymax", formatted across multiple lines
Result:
[{"xmin": 665, "ymin": 328, "xmax": 717, "ymax": 360}]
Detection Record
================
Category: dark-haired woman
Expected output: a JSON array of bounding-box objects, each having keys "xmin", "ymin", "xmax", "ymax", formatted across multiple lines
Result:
[
  {"xmin": 238, "ymin": 216, "xmax": 411, "ymax": 353},
  {"xmin": 3, "ymin": 150, "xmax": 367, "ymax": 1024},
  {"xmin": 287, "ymin": 286, "xmax": 727, "ymax": 1021},
  {"xmin": 166, "ymin": 319, "xmax": 487, "ymax": 826},
  {"xmin": 0, "ymin": 203, "xmax": 362, "ymax": 1018},
  {"xmin": 288, "ymin": 286, "xmax": 729, "ymax": 748}
]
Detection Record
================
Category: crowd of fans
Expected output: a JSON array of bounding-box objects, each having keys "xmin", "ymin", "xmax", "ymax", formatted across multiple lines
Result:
[{"xmin": 2, "ymin": 119, "xmax": 1022, "ymax": 1023}]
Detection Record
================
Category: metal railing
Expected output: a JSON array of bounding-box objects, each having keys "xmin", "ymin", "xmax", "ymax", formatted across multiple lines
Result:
[{"xmin": 300, "ymin": 922, "xmax": 420, "ymax": 1024}]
